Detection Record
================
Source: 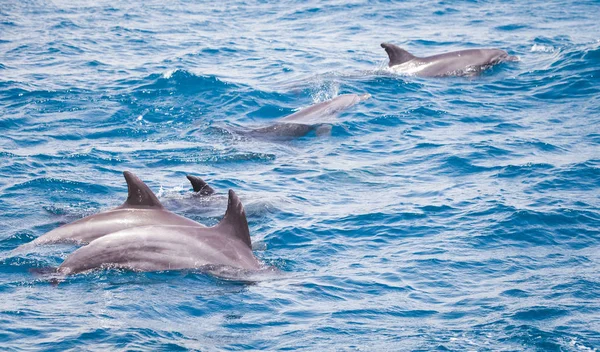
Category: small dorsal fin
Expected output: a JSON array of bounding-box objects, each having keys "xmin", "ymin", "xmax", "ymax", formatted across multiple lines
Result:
[
  {"xmin": 186, "ymin": 175, "xmax": 216, "ymax": 196},
  {"xmin": 381, "ymin": 43, "xmax": 416, "ymax": 66},
  {"xmin": 216, "ymin": 189, "xmax": 251, "ymax": 248},
  {"xmin": 120, "ymin": 171, "xmax": 164, "ymax": 209}
]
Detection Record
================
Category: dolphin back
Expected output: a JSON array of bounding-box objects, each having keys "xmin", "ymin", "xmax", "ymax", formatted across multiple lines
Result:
[
  {"xmin": 121, "ymin": 171, "xmax": 164, "ymax": 209},
  {"xmin": 186, "ymin": 175, "xmax": 216, "ymax": 196},
  {"xmin": 381, "ymin": 43, "xmax": 417, "ymax": 66},
  {"xmin": 216, "ymin": 190, "xmax": 252, "ymax": 248}
]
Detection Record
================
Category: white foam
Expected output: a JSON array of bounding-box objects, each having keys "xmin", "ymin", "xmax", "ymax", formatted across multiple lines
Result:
[
  {"xmin": 162, "ymin": 69, "xmax": 176, "ymax": 79},
  {"xmin": 531, "ymin": 44, "xmax": 555, "ymax": 53},
  {"xmin": 310, "ymin": 80, "xmax": 339, "ymax": 103},
  {"xmin": 566, "ymin": 338, "xmax": 597, "ymax": 352},
  {"xmin": 389, "ymin": 61, "xmax": 434, "ymax": 76},
  {"xmin": 156, "ymin": 184, "xmax": 165, "ymax": 197}
]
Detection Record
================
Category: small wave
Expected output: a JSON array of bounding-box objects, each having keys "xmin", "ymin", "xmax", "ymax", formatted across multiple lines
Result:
[
  {"xmin": 525, "ymin": 42, "xmax": 600, "ymax": 99},
  {"xmin": 142, "ymin": 150, "xmax": 276, "ymax": 167},
  {"xmin": 0, "ymin": 231, "xmax": 37, "ymax": 249},
  {"xmin": 85, "ymin": 60, "xmax": 107, "ymax": 67},
  {"xmin": 474, "ymin": 206, "xmax": 600, "ymax": 249},
  {"xmin": 209, "ymin": 152, "xmax": 277, "ymax": 164},
  {"xmin": 289, "ymin": 75, "xmax": 342, "ymax": 103},
  {"xmin": 496, "ymin": 162, "xmax": 554, "ymax": 179},
  {"xmin": 5, "ymin": 177, "xmax": 111, "ymax": 195},
  {"xmin": 512, "ymin": 307, "xmax": 568, "ymax": 321},
  {"xmin": 496, "ymin": 23, "xmax": 530, "ymax": 31},
  {"xmin": 531, "ymin": 44, "xmax": 555, "ymax": 53},
  {"xmin": 582, "ymin": 44, "xmax": 600, "ymax": 62},
  {"xmin": 161, "ymin": 69, "xmax": 177, "ymax": 79},
  {"xmin": 435, "ymin": 155, "xmax": 498, "ymax": 175},
  {"xmin": 533, "ymin": 160, "xmax": 600, "ymax": 192},
  {"xmin": 50, "ymin": 20, "xmax": 81, "ymax": 30},
  {"xmin": 134, "ymin": 69, "xmax": 235, "ymax": 97}
]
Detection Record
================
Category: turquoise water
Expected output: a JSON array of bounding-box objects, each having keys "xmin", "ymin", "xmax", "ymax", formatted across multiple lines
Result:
[{"xmin": 1, "ymin": 0, "xmax": 600, "ymax": 350}]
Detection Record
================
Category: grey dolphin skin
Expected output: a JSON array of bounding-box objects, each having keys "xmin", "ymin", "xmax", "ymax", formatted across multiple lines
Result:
[
  {"xmin": 244, "ymin": 93, "xmax": 370, "ymax": 140},
  {"xmin": 58, "ymin": 189, "xmax": 263, "ymax": 276},
  {"xmin": 187, "ymin": 175, "xmax": 216, "ymax": 196},
  {"xmin": 277, "ymin": 93, "xmax": 371, "ymax": 123},
  {"xmin": 381, "ymin": 43, "xmax": 518, "ymax": 77},
  {"xmin": 15, "ymin": 171, "xmax": 203, "ymax": 252}
]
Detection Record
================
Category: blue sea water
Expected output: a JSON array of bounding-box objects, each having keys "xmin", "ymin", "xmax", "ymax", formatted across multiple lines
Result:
[{"xmin": 1, "ymin": 0, "xmax": 600, "ymax": 350}]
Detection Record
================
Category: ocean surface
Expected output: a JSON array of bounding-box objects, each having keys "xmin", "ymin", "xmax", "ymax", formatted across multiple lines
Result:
[{"xmin": 1, "ymin": 0, "xmax": 599, "ymax": 350}]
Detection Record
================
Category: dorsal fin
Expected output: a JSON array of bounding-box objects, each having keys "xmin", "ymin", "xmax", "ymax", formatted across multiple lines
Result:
[
  {"xmin": 381, "ymin": 43, "xmax": 416, "ymax": 66},
  {"xmin": 216, "ymin": 189, "xmax": 251, "ymax": 248},
  {"xmin": 120, "ymin": 171, "xmax": 164, "ymax": 209},
  {"xmin": 186, "ymin": 175, "xmax": 216, "ymax": 196}
]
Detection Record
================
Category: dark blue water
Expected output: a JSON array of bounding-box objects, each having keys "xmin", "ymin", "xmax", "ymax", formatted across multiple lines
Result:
[{"xmin": 1, "ymin": 1, "xmax": 600, "ymax": 350}]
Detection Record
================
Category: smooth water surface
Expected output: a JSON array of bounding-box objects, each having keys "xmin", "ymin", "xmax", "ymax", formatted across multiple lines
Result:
[{"xmin": 1, "ymin": 0, "xmax": 599, "ymax": 350}]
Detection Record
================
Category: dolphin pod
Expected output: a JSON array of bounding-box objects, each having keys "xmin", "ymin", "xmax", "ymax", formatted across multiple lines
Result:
[
  {"xmin": 14, "ymin": 172, "xmax": 207, "ymax": 252},
  {"xmin": 17, "ymin": 171, "xmax": 266, "ymax": 278},
  {"xmin": 381, "ymin": 42, "xmax": 518, "ymax": 77},
  {"xmin": 16, "ymin": 41, "xmax": 520, "ymax": 280},
  {"xmin": 58, "ymin": 189, "xmax": 264, "ymax": 276},
  {"xmin": 16, "ymin": 173, "xmax": 218, "ymax": 252}
]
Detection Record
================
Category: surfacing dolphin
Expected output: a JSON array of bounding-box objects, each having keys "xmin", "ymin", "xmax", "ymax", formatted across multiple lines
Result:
[
  {"xmin": 157, "ymin": 175, "xmax": 222, "ymax": 215},
  {"xmin": 57, "ymin": 189, "xmax": 267, "ymax": 277},
  {"xmin": 14, "ymin": 171, "xmax": 203, "ymax": 252},
  {"xmin": 241, "ymin": 93, "xmax": 370, "ymax": 140},
  {"xmin": 187, "ymin": 175, "xmax": 216, "ymax": 196},
  {"xmin": 381, "ymin": 43, "xmax": 518, "ymax": 77}
]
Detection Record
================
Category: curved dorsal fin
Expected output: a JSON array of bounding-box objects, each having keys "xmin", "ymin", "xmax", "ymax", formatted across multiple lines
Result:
[
  {"xmin": 186, "ymin": 175, "xmax": 216, "ymax": 196},
  {"xmin": 381, "ymin": 43, "xmax": 416, "ymax": 66},
  {"xmin": 121, "ymin": 171, "xmax": 164, "ymax": 209},
  {"xmin": 216, "ymin": 189, "xmax": 251, "ymax": 248}
]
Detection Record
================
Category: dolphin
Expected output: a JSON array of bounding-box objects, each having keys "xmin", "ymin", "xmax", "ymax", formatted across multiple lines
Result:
[
  {"xmin": 155, "ymin": 175, "xmax": 220, "ymax": 214},
  {"xmin": 186, "ymin": 175, "xmax": 216, "ymax": 196},
  {"xmin": 381, "ymin": 43, "xmax": 518, "ymax": 77},
  {"xmin": 57, "ymin": 189, "xmax": 265, "ymax": 276},
  {"xmin": 241, "ymin": 93, "xmax": 370, "ymax": 140},
  {"xmin": 14, "ymin": 171, "xmax": 204, "ymax": 252}
]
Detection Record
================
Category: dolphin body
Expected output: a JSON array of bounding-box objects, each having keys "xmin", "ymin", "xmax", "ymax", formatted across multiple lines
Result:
[
  {"xmin": 381, "ymin": 43, "xmax": 518, "ymax": 77},
  {"xmin": 242, "ymin": 93, "xmax": 370, "ymax": 140},
  {"xmin": 14, "ymin": 171, "xmax": 203, "ymax": 252},
  {"xmin": 57, "ymin": 189, "xmax": 264, "ymax": 276}
]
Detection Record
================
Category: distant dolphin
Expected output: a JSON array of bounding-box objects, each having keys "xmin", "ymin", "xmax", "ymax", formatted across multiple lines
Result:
[
  {"xmin": 155, "ymin": 175, "xmax": 220, "ymax": 214},
  {"xmin": 242, "ymin": 93, "xmax": 370, "ymax": 140},
  {"xmin": 14, "ymin": 171, "xmax": 203, "ymax": 252},
  {"xmin": 381, "ymin": 43, "xmax": 518, "ymax": 77},
  {"xmin": 57, "ymin": 190, "xmax": 266, "ymax": 277},
  {"xmin": 186, "ymin": 175, "xmax": 216, "ymax": 196}
]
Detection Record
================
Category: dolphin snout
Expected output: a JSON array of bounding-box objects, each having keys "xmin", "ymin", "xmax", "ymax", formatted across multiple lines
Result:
[{"xmin": 359, "ymin": 93, "xmax": 371, "ymax": 101}]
